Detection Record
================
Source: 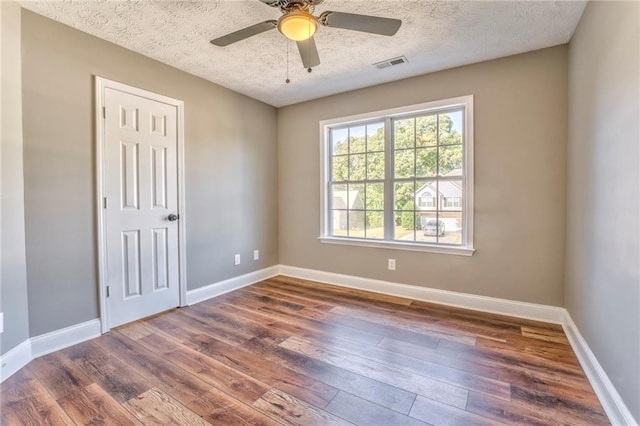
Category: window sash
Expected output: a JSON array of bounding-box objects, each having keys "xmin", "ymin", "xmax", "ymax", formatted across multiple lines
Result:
[{"xmin": 321, "ymin": 96, "xmax": 474, "ymax": 254}]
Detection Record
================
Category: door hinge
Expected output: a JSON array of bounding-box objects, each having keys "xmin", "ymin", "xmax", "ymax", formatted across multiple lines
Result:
[
  {"xmin": 102, "ymin": 106, "xmax": 106, "ymax": 119},
  {"xmin": 103, "ymin": 197, "xmax": 107, "ymax": 209},
  {"xmin": 106, "ymin": 286, "xmax": 110, "ymax": 297}
]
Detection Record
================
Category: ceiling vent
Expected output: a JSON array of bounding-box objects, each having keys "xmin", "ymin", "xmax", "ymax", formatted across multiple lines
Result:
[{"xmin": 374, "ymin": 56, "xmax": 408, "ymax": 69}]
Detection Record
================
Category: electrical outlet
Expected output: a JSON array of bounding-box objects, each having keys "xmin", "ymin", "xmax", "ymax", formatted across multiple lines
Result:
[
  {"xmin": 254, "ymin": 250, "xmax": 260, "ymax": 260},
  {"xmin": 234, "ymin": 254, "xmax": 241, "ymax": 265},
  {"xmin": 388, "ymin": 259, "xmax": 396, "ymax": 271}
]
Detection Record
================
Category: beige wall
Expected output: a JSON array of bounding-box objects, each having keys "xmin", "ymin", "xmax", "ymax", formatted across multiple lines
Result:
[
  {"xmin": 0, "ymin": 1, "xmax": 31, "ymax": 355},
  {"xmin": 20, "ymin": 10, "xmax": 278, "ymax": 336},
  {"xmin": 278, "ymin": 46, "xmax": 567, "ymax": 306},
  {"xmin": 566, "ymin": 1, "xmax": 640, "ymax": 422}
]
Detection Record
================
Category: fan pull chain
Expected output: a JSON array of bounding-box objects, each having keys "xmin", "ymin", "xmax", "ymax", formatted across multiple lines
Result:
[
  {"xmin": 307, "ymin": 17, "xmax": 312, "ymax": 73},
  {"xmin": 285, "ymin": 39, "xmax": 290, "ymax": 84}
]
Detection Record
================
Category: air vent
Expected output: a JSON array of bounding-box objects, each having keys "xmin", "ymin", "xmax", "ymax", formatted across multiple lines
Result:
[{"xmin": 374, "ymin": 56, "xmax": 408, "ymax": 69}]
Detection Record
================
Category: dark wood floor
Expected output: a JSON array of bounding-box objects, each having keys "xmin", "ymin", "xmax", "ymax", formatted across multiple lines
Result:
[{"xmin": 1, "ymin": 276, "xmax": 609, "ymax": 425}]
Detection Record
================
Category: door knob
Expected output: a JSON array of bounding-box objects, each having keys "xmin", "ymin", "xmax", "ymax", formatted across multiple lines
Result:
[{"xmin": 168, "ymin": 214, "xmax": 179, "ymax": 221}]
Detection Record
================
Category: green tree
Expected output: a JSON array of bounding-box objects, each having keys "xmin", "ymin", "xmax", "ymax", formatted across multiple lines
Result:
[{"xmin": 401, "ymin": 200, "xmax": 415, "ymax": 229}]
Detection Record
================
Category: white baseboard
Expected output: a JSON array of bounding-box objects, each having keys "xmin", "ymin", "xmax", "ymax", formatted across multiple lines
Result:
[
  {"xmin": 31, "ymin": 319, "xmax": 102, "ymax": 358},
  {"xmin": 278, "ymin": 265, "xmax": 565, "ymax": 324},
  {"xmin": 0, "ymin": 339, "xmax": 33, "ymax": 382},
  {"xmin": 186, "ymin": 265, "xmax": 280, "ymax": 306},
  {"xmin": 563, "ymin": 312, "xmax": 637, "ymax": 426}
]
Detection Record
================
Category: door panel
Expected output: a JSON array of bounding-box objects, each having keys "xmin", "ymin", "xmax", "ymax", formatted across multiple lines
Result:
[
  {"xmin": 120, "ymin": 140, "xmax": 140, "ymax": 210},
  {"xmin": 122, "ymin": 230, "xmax": 142, "ymax": 298},
  {"xmin": 105, "ymin": 88, "xmax": 180, "ymax": 328},
  {"xmin": 151, "ymin": 227, "xmax": 169, "ymax": 291},
  {"xmin": 151, "ymin": 146, "xmax": 167, "ymax": 209}
]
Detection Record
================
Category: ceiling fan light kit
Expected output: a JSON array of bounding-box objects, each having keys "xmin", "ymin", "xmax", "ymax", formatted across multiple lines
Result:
[
  {"xmin": 210, "ymin": 0, "xmax": 402, "ymax": 70},
  {"xmin": 278, "ymin": 10, "xmax": 317, "ymax": 41}
]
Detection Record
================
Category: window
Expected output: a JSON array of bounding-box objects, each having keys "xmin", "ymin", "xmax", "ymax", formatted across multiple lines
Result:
[
  {"xmin": 418, "ymin": 192, "xmax": 435, "ymax": 208},
  {"xmin": 444, "ymin": 197, "xmax": 461, "ymax": 208},
  {"xmin": 320, "ymin": 96, "xmax": 474, "ymax": 255}
]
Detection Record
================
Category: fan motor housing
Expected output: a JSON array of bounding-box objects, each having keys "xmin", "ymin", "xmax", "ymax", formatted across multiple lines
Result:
[{"xmin": 259, "ymin": 0, "xmax": 325, "ymax": 12}]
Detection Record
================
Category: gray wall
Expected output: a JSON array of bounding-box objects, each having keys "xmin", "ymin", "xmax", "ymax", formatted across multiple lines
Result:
[
  {"xmin": 566, "ymin": 1, "xmax": 640, "ymax": 422},
  {"xmin": 1, "ymin": 1, "xmax": 31, "ymax": 356},
  {"xmin": 278, "ymin": 47, "xmax": 568, "ymax": 306},
  {"xmin": 20, "ymin": 10, "xmax": 278, "ymax": 337}
]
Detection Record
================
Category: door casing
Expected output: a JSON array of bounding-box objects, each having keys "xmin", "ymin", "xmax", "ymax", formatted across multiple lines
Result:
[{"xmin": 95, "ymin": 76, "xmax": 187, "ymax": 334}]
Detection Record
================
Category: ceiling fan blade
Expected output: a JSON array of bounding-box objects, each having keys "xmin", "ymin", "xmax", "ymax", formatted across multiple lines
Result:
[
  {"xmin": 319, "ymin": 11, "xmax": 401, "ymax": 36},
  {"xmin": 210, "ymin": 20, "xmax": 277, "ymax": 47},
  {"xmin": 296, "ymin": 37, "xmax": 321, "ymax": 68}
]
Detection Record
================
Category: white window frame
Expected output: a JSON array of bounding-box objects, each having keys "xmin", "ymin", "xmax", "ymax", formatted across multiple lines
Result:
[{"xmin": 319, "ymin": 95, "xmax": 475, "ymax": 256}]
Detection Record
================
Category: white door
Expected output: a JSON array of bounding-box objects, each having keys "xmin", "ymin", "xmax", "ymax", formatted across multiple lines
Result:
[{"xmin": 104, "ymin": 87, "xmax": 180, "ymax": 328}]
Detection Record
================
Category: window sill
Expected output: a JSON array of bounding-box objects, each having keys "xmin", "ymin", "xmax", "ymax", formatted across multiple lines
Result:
[{"xmin": 318, "ymin": 236, "xmax": 475, "ymax": 256}]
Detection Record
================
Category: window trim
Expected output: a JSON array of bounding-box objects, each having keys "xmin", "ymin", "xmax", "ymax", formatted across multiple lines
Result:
[{"xmin": 319, "ymin": 95, "xmax": 474, "ymax": 256}]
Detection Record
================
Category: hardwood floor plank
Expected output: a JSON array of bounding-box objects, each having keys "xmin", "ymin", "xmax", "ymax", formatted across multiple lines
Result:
[
  {"xmin": 188, "ymin": 386, "xmax": 284, "ymax": 426},
  {"xmin": 122, "ymin": 387, "xmax": 211, "ymax": 425},
  {"xmin": 181, "ymin": 330, "xmax": 339, "ymax": 408},
  {"xmin": 466, "ymin": 391, "xmax": 559, "ymax": 425},
  {"xmin": 95, "ymin": 331, "xmax": 214, "ymax": 402},
  {"xmin": 248, "ymin": 284, "xmax": 337, "ymax": 311},
  {"xmin": 270, "ymin": 276, "xmax": 413, "ymax": 306},
  {"xmin": 29, "ymin": 351, "xmax": 94, "ymax": 399},
  {"xmin": 221, "ymin": 296, "xmax": 384, "ymax": 346},
  {"xmin": 325, "ymin": 314, "xmax": 447, "ymax": 350},
  {"xmin": 135, "ymin": 332, "xmax": 271, "ymax": 404},
  {"xmin": 430, "ymin": 318, "xmax": 509, "ymax": 342},
  {"xmin": 408, "ymin": 299, "xmax": 564, "ymax": 332},
  {"xmin": 526, "ymin": 377, "xmax": 604, "ymax": 410},
  {"xmin": 521, "ymin": 326, "xmax": 570, "ymax": 344},
  {"xmin": 379, "ymin": 335, "xmax": 594, "ymax": 404},
  {"xmin": 325, "ymin": 391, "xmax": 427, "ymax": 426},
  {"xmin": 252, "ymin": 388, "xmax": 352, "ymax": 426},
  {"xmin": 510, "ymin": 385, "xmax": 610, "ymax": 425},
  {"xmin": 215, "ymin": 302, "xmax": 328, "ymax": 343},
  {"xmin": 431, "ymin": 337, "xmax": 600, "ymax": 407},
  {"xmin": 57, "ymin": 382, "xmax": 142, "ymax": 425},
  {"xmin": 475, "ymin": 335, "xmax": 581, "ymax": 367},
  {"xmin": 263, "ymin": 277, "xmax": 411, "ymax": 311},
  {"xmin": 105, "ymin": 330, "xmax": 283, "ymax": 426},
  {"xmin": 148, "ymin": 307, "xmax": 253, "ymax": 346},
  {"xmin": 378, "ymin": 336, "xmax": 502, "ymax": 380},
  {"xmin": 280, "ymin": 335, "xmax": 469, "ymax": 409},
  {"xmin": 329, "ymin": 305, "xmax": 475, "ymax": 346},
  {"xmin": 0, "ymin": 368, "xmax": 74, "ymax": 425},
  {"xmin": 184, "ymin": 302, "xmax": 291, "ymax": 344},
  {"xmin": 230, "ymin": 287, "xmax": 309, "ymax": 311},
  {"xmin": 1, "ymin": 367, "xmax": 50, "ymax": 404},
  {"xmin": 115, "ymin": 320, "xmax": 159, "ymax": 340},
  {"xmin": 244, "ymin": 337, "xmax": 418, "ymax": 414},
  {"xmin": 437, "ymin": 338, "xmax": 586, "ymax": 383},
  {"xmin": 62, "ymin": 340, "xmax": 151, "ymax": 404},
  {"xmin": 314, "ymin": 331, "xmax": 512, "ymax": 401},
  {"xmin": 409, "ymin": 395, "xmax": 504, "ymax": 426},
  {"xmin": 466, "ymin": 390, "xmax": 610, "ymax": 426}
]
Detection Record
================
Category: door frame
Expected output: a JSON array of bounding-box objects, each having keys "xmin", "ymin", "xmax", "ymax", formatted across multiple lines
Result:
[{"xmin": 95, "ymin": 76, "xmax": 187, "ymax": 334}]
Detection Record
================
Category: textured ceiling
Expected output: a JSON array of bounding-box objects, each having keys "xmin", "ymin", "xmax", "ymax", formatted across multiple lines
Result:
[{"xmin": 20, "ymin": 1, "xmax": 586, "ymax": 107}]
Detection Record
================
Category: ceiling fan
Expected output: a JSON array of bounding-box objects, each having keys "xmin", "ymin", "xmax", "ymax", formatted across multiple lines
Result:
[{"xmin": 210, "ymin": 0, "xmax": 402, "ymax": 70}]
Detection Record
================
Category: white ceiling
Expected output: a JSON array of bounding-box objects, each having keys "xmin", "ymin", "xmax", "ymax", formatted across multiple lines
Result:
[{"xmin": 20, "ymin": 1, "xmax": 586, "ymax": 107}]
